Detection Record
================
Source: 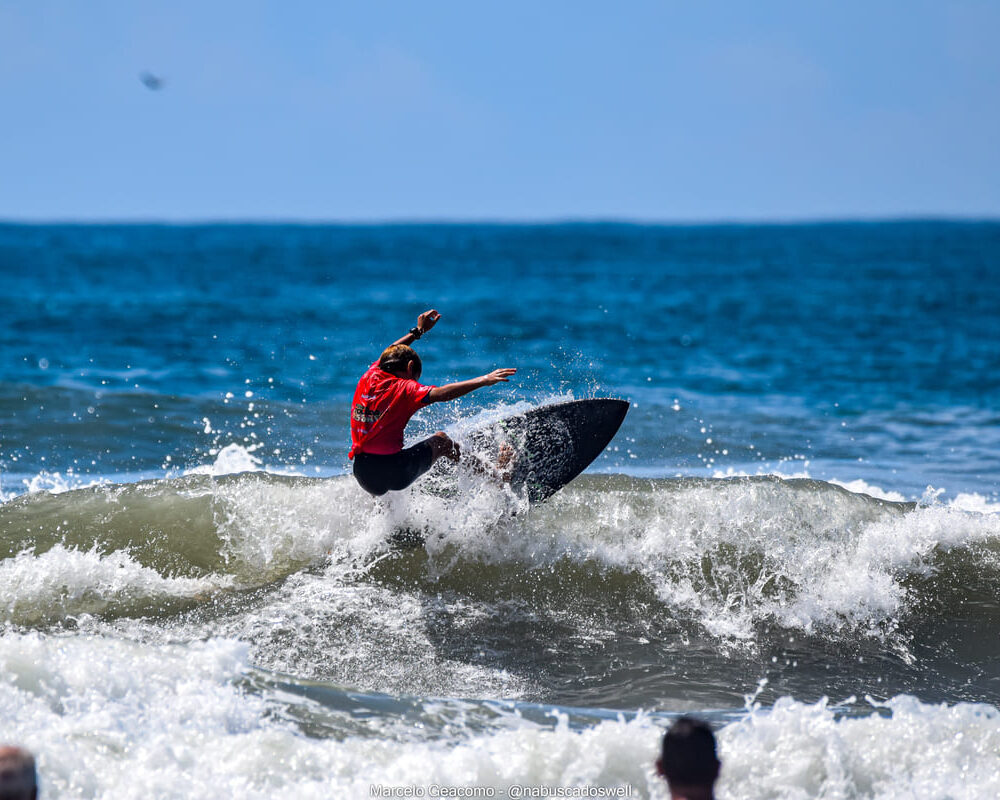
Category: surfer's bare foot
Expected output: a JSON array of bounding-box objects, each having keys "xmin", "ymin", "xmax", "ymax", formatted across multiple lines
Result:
[
  {"xmin": 464, "ymin": 442, "xmax": 514, "ymax": 484},
  {"xmin": 497, "ymin": 442, "xmax": 515, "ymax": 482}
]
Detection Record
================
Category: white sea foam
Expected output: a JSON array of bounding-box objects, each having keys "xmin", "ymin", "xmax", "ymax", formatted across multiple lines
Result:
[
  {"xmin": 949, "ymin": 492, "xmax": 1000, "ymax": 514},
  {"xmin": 208, "ymin": 473, "xmax": 381, "ymax": 578},
  {"xmin": 0, "ymin": 631, "xmax": 656, "ymax": 799},
  {"xmin": 19, "ymin": 470, "xmax": 110, "ymax": 496},
  {"xmin": 5, "ymin": 460, "xmax": 999, "ymax": 647},
  {"xmin": 721, "ymin": 695, "xmax": 1000, "ymax": 800},
  {"xmin": 829, "ymin": 478, "xmax": 908, "ymax": 503},
  {"xmin": 769, "ymin": 501, "xmax": 1000, "ymax": 635},
  {"xmin": 3, "ymin": 631, "xmax": 1000, "ymax": 799},
  {"xmin": 185, "ymin": 442, "xmax": 265, "ymax": 476},
  {"xmin": 650, "ymin": 487, "xmax": 999, "ymax": 638},
  {"xmin": 0, "ymin": 545, "xmax": 229, "ymax": 626},
  {"xmin": 367, "ymin": 473, "xmax": 1000, "ymax": 641}
]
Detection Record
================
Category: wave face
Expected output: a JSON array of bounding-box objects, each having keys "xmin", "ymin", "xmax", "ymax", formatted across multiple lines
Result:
[{"xmin": 4, "ymin": 472, "xmax": 999, "ymax": 714}]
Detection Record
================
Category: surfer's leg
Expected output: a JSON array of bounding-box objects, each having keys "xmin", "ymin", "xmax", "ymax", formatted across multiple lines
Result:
[
  {"xmin": 353, "ymin": 435, "xmax": 457, "ymax": 495},
  {"xmin": 353, "ymin": 454, "xmax": 390, "ymax": 496},
  {"xmin": 353, "ymin": 442, "xmax": 439, "ymax": 495},
  {"xmin": 391, "ymin": 440, "xmax": 437, "ymax": 489}
]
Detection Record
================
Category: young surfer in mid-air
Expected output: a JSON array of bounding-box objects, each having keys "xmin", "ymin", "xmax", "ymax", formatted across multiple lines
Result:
[{"xmin": 349, "ymin": 309, "xmax": 516, "ymax": 496}]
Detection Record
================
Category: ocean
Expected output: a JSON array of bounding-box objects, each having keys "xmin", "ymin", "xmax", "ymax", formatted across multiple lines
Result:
[{"xmin": 1, "ymin": 221, "xmax": 999, "ymax": 798}]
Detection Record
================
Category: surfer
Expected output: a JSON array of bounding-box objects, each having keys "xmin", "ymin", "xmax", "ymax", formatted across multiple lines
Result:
[{"xmin": 349, "ymin": 309, "xmax": 516, "ymax": 496}]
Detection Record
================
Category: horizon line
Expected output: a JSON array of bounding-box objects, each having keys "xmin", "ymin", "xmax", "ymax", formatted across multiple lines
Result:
[{"xmin": 2, "ymin": 213, "xmax": 999, "ymax": 227}]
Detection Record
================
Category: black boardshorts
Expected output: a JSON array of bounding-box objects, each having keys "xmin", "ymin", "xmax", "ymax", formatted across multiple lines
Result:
[{"xmin": 353, "ymin": 439, "xmax": 436, "ymax": 496}]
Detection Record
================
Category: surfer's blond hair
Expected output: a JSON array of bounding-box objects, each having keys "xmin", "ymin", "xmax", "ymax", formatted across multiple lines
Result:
[{"xmin": 379, "ymin": 344, "xmax": 422, "ymax": 378}]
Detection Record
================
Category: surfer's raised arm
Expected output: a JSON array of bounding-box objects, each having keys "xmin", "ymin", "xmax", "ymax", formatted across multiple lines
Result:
[
  {"xmin": 390, "ymin": 309, "xmax": 441, "ymax": 348},
  {"xmin": 386, "ymin": 308, "xmax": 517, "ymax": 402},
  {"xmin": 426, "ymin": 368, "xmax": 517, "ymax": 404}
]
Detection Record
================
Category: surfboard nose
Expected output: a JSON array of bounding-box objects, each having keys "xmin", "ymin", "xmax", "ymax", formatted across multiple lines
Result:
[
  {"xmin": 549, "ymin": 397, "xmax": 628, "ymax": 432},
  {"xmin": 570, "ymin": 398, "xmax": 629, "ymax": 447},
  {"xmin": 590, "ymin": 398, "xmax": 630, "ymax": 428},
  {"xmin": 516, "ymin": 397, "xmax": 630, "ymax": 501}
]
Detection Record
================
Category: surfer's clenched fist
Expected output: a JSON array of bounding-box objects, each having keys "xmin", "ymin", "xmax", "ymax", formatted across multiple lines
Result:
[{"xmin": 416, "ymin": 309, "xmax": 441, "ymax": 334}]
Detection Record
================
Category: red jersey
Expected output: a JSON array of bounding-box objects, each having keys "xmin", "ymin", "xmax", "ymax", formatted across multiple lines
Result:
[{"xmin": 349, "ymin": 362, "xmax": 435, "ymax": 458}]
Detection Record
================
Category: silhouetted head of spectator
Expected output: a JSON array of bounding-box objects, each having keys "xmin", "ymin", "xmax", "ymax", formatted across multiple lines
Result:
[
  {"xmin": 656, "ymin": 717, "xmax": 720, "ymax": 800},
  {"xmin": 0, "ymin": 747, "xmax": 37, "ymax": 800}
]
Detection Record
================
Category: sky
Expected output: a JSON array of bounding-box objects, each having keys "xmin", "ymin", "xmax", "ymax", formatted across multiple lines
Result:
[{"xmin": 1, "ymin": 1, "xmax": 998, "ymax": 222}]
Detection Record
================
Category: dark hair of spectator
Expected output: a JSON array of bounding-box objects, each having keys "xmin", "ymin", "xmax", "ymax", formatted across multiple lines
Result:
[{"xmin": 658, "ymin": 717, "xmax": 721, "ymax": 788}]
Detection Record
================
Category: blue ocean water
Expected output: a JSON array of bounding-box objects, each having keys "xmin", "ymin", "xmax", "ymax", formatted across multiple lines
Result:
[
  {"xmin": 2, "ymin": 221, "xmax": 998, "ymax": 496},
  {"xmin": 2, "ymin": 221, "xmax": 1000, "ymax": 798}
]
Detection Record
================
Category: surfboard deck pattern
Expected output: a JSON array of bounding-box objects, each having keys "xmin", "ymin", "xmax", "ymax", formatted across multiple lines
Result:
[{"xmin": 466, "ymin": 398, "xmax": 629, "ymax": 502}]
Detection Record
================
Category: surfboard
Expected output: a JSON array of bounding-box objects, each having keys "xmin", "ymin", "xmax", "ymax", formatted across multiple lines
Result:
[
  {"xmin": 464, "ymin": 398, "xmax": 630, "ymax": 502},
  {"xmin": 386, "ymin": 398, "xmax": 629, "ymax": 547}
]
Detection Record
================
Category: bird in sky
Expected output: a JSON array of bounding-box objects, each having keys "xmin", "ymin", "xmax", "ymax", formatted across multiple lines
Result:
[{"xmin": 139, "ymin": 71, "xmax": 165, "ymax": 91}]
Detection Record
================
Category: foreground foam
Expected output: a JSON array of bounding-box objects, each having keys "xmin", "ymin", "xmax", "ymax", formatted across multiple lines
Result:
[
  {"xmin": 3, "ymin": 630, "xmax": 1000, "ymax": 799},
  {"xmin": 0, "ymin": 632, "xmax": 655, "ymax": 798},
  {"xmin": 722, "ymin": 695, "xmax": 1000, "ymax": 799}
]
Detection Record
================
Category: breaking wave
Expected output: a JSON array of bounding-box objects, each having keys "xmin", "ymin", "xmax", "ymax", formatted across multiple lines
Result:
[{"xmin": 2, "ymin": 470, "xmax": 999, "ymax": 643}]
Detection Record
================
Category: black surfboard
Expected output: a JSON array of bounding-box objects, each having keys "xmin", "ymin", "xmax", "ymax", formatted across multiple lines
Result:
[
  {"xmin": 464, "ymin": 398, "xmax": 629, "ymax": 502},
  {"xmin": 386, "ymin": 398, "xmax": 629, "ymax": 547}
]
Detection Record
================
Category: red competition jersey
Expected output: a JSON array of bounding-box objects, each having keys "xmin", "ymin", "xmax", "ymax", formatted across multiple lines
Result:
[{"xmin": 349, "ymin": 362, "xmax": 435, "ymax": 458}]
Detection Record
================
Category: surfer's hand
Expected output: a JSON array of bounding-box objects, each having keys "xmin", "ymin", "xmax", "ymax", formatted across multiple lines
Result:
[
  {"xmin": 482, "ymin": 368, "xmax": 516, "ymax": 385},
  {"xmin": 417, "ymin": 309, "xmax": 441, "ymax": 334}
]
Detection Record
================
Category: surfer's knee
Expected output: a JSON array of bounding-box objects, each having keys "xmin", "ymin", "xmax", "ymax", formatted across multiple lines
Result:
[{"xmin": 429, "ymin": 431, "xmax": 460, "ymax": 462}]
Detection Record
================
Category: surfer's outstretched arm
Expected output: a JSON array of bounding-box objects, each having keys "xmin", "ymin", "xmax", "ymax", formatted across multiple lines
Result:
[
  {"xmin": 426, "ymin": 369, "xmax": 517, "ymax": 403},
  {"xmin": 390, "ymin": 309, "xmax": 441, "ymax": 347}
]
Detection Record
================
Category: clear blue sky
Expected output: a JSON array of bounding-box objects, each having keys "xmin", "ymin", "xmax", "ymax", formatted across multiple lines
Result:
[{"xmin": 1, "ymin": 1, "xmax": 998, "ymax": 221}]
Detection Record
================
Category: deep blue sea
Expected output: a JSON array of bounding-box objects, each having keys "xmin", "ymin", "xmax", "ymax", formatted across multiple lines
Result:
[{"xmin": 2, "ymin": 222, "xmax": 1000, "ymax": 798}]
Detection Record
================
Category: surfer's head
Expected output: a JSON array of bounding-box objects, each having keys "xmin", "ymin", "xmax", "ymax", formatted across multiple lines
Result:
[
  {"xmin": 656, "ymin": 717, "xmax": 720, "ymax": 799},
  {"xmin": 379, "ymin": 344, "xmax": 422, "ymax": 380}
]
